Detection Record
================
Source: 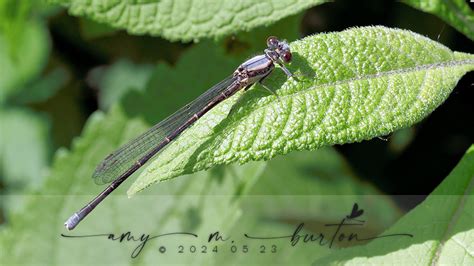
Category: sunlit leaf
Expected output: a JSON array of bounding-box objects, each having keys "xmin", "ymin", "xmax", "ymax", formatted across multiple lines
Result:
[{"xmin": 129, "ymin": 26, "xmax": 474, "ymax": 195}]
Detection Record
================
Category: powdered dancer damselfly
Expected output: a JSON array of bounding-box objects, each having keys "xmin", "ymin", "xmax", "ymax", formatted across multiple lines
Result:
[{"xmin": 65, "ymin": 36, "xmax": 294, "ymax": 230}]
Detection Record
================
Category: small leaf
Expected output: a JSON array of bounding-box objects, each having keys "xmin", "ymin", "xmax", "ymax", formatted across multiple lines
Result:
[
  {"xmin": 129, "ymin": 26, "xmax": 474, "ymax": 195},
  {"xmin": 403, "ymin": 0, "xmax": 474, "ymax": 41},
  {"xmin": 388, "ymin": 127, "xmax": 416, "ymax": 154},
  {"xmin": 0, "ymin": 108, "xmax": 51, "ymax": 192},
  {"xmin": 87, "ymin": 59, "xmax": 154, "ymax": 110},
  {"xmin": 47, "ymin": 0, "xmax": 328, "ymax": 41},
  {"xmin": 313, "ymin": 144, "xmax": 474, "ymax": 265},
  {"xmin": 0, "ymin": 7, "xmax": 50, "ymax": 103},
  {"xmin": 12, "ymin": 67, "xmax": 69, "ymax": 104}
]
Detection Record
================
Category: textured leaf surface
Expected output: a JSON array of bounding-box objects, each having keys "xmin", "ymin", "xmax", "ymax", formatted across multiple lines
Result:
[
  {"xmin": 313, "ymin": 144, "xmax": 474, "ymax": 265},
  {"xmin": 129, "ymin": 26, "xmax": 474, "ymax": 195},
  {"xmin": 403, "ymin": 0, "xmax": 474, "ymax": 40},
  {"xmin": 47, "ymin": 0, "xmax": 327, "ymax": 41}
]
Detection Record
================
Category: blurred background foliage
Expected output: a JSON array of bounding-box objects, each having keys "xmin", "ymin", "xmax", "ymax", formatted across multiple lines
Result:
[{"xmin": 0, "ymin": 0, "xmax": 472, "ymax": 264}]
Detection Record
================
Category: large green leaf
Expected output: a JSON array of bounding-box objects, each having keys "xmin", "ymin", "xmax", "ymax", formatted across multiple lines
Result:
[
  {"xmin": 47, "ymin": 0, "xmax": 327, "ymax": 41},
  {"xmin": 313, "ymin": 144, "xmax": 474, "ymax": 265},
  {"xmin": 403, "ymin": 0, "xmax": 474, "ymax": 41},
  {"xmin": 129, "ymin": 26, "xmax": 474, "ymax": 195}
]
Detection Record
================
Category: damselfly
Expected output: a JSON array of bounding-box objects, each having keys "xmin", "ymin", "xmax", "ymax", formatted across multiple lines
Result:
[{"xmin": 65, "ymin": 36, "xmax": 294, "ymax": 230}]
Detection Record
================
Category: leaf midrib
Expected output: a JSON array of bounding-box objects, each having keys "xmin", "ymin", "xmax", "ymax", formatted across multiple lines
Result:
[{"xmin": 258, "ymin": 58, "xmax": 474, "ymax": 110}]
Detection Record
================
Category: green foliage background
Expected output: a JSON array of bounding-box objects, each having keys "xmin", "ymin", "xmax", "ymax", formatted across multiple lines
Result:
[{"xmin": 0, "ymin": 0, "xmax": 473, "ymax": 265}]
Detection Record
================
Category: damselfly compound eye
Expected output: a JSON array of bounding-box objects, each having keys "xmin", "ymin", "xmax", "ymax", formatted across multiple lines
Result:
[
  {"xmin": 282, "ymin": 51, "xmax": 292, "ymax": 63},
  {"xmin": 266, "ymin": 36, "xmax": 279, "ymax": 48}
]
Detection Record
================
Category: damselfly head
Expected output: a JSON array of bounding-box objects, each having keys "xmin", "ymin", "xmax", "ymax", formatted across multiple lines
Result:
[{"xmin": 266, "ymin": 36, "xmax": 292, "ymax": 63}]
